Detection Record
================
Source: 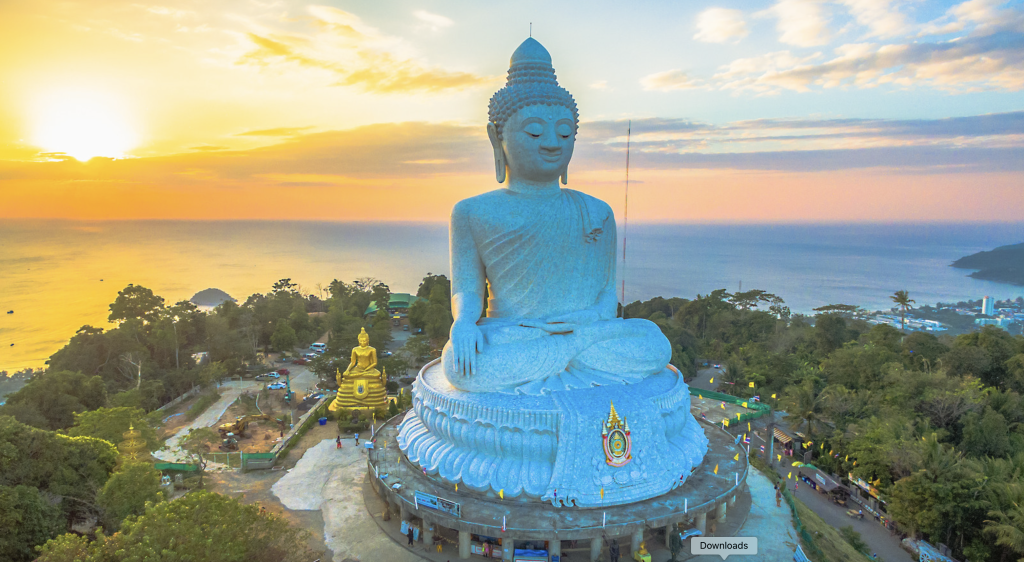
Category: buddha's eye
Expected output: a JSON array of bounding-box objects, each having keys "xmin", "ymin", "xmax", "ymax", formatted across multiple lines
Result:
[
  {"xmin": 556, "ymin": 124, "xmax": 573, "ymax": 138},
  {"xmin": 524, "ymin": 123, "xmax": 543, "ymax": 138}
]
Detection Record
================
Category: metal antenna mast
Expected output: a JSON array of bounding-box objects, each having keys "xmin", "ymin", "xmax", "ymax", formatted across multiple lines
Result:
[{"xmin": 620, "ymin": 120, "xmax": 631, "ymax": 308}]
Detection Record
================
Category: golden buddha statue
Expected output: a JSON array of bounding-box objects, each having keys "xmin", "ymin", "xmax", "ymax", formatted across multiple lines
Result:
[{"xmin": 328, "ymin": 327, "xmax": 388, "ymax": 412}]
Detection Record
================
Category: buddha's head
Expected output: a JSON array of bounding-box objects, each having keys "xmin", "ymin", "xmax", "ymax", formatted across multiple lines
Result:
[
  {"xmin": 488, "ymin": 38, "xmax": 579, "ymax": 186},
  {"xmin": 357, "ymin": 327, "xmax": 370, "ymax": 348}
]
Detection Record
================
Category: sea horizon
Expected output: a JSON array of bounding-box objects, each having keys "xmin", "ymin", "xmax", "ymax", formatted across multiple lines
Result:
[{"xmin": 2, "ymin": 219, "xmax": 1023, "ymax": 373}]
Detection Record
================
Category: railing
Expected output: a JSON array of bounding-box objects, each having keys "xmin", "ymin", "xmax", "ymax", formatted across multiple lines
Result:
[{"xmin": 690, "ymin": 387, "xmax": 771, "ymax": 422}]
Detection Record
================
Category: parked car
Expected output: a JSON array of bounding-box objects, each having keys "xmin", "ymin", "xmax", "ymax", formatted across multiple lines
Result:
[
  {"xmin": 277, "ymin": 368, "xmax": 290, "ymax": 376},
  {"xmin": 303, "ymin": 353, "xmax": 317, "ymax": 360},
  {"xmin": 268, "ymin": 382, "xmax": 287, "ymax": 390},
  {"xmin": 381, "ymin": 351, "xmax": 393, "ymax": 357},
  {"xmin": 292, "ymin": 358, "xmax": 307, "ymax": 365},
  {"xmin": 310, "ymin": 343, "xmax": 327, "ymax": 353},
  {"xmin": 266, "ymin": 371, "xmax": 281, "ymax": 379},
  {"xmin": 254, "ymin": 374, "xmax": 270, "ymax": 381}
]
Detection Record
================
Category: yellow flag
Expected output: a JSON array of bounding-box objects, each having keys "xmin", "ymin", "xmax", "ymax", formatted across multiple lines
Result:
[
  {"xmin": 723, "ymin": 419, "xmax": 729, "ymax": 427},
  {"xmin": 734, "ymin": 453, "xmax": 739, "ymax": 461},
  {"xmin": 748, "ymin": 422, "xmax": 751, "ymax": 431},
  {"xmin": 721, "ymin": 403, "xmax": 725, "ymax": 409},
  {"xmin": 845, "ymin": 455, "xmax": 849, "ymax": 462},
  {"xmin": 853, "ymin": 461, "xmax": 857, "ymax": 466},
  {"xmin": 699, "ymin": 394, "xmax": 703, "ymax": 399},
  {"xmin": 710, "ymin": 377, "xmax": 714, "ymax": 384},
  {"xmin": 714, "ymin": 464, "xmax": 719, "ymax": 475},
  {"xmin": 600, "ymin": 488, "xmax": 604, "ymax": 499},
  {"xmin": 829, "ymin": 450, "xmax": 834, "ymax": 456},
  {"xmin": 820, "ymin": 442, "xmax": 824, "ymax": 450},
  {"xmin": 748, "ymin": 382, "xmax": 755, "ymax": 388},
  {"xmin": 743, "ymin": 433, "xmax": 747, "ymax": 442},
  {"xmin": 787, "ymin": 472, "xmax": 792, "ymax": 479},
  {"xmin": 499, "ymin": 489, "xmax": 504, "ymax": 500},
  {"xmin": 736, "ymin": 413, "xmax": 741, "ymax": 420},
  {"xmin": 771, "ymin": 393, "xmax": 776, "ymax": 399},
  {"xmin": 455, "ymin": 483, "xmax": 458, "ymax": 492},
  {"xmin": 777, "ymin": 454, "xmax": 782, "ymax": 462},
  {"xmin": 742, "ymin": 402, "xmax": 748, "ymax": 408}
]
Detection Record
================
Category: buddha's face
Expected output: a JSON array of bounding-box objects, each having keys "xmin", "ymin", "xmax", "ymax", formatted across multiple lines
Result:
[
  {"xmin": 358, "ymin": 333, "xmax": 369, "ymax": 347},
  {"xmin": 499, "ymin": 104, "xmax": 575, "ymax": 183}
]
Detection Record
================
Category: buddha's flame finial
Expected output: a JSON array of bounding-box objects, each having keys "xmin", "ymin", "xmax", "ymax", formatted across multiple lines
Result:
[{"xmin": 604, "ymin": 401, "xmax": 624, "ymax": 433}]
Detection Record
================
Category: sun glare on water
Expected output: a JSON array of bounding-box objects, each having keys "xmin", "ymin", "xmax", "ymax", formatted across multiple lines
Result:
[{"xmin": 31, "ymin": 89, "xmax": 138, "ymax": 161}]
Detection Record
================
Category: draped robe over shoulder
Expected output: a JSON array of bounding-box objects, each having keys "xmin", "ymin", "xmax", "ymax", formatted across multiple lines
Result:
[{"xmin": 442, "ymin": 188, "xmax": 671, "ymax": 395}]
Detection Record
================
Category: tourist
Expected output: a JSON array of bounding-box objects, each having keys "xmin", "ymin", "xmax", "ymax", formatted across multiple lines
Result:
[
  {"xmin": 407, "ymin": 526, "xmax": 414, "ymax": 546},
  {"xmin": 355, "ymin": 432, "xmax": 360, "ymax": 445},
  {"xmin": 776, "ymin": 487, "xmax": 782, "ymax": 507},
  {"xmin": 336, "ymin": 435, "xmax": 342, "ymax": 449}
]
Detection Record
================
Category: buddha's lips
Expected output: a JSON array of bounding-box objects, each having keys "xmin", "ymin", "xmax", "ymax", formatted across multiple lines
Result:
[{"xmin": 539, "ymin": 152, "xmax": 562, "ymax": 162}]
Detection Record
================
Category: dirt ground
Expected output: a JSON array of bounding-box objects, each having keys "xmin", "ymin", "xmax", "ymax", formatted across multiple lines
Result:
[
  {"xmin": 210, "ymin": 386, "xmax": 325, "ymax": 454},
  {"xmin": 203, "ymin": 414, "xmax": 361, "ymax": 560}
]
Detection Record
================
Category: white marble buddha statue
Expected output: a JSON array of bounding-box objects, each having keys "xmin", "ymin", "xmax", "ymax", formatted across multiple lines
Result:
[{"xmin": 443, "ymin": 37, "xmax": 671, "ymax": 395}]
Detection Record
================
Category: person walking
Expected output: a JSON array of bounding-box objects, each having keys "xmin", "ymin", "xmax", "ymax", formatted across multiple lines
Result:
[
  {"xmin": 776, "ymin": 487, "xmax": 782, "ymax": 507},
  {"xmin": 407, "ymin": 526, "xmax": 414, "ymax": 547},
  {"xmin": 602, "ymin": 534, "xmax": 620, "ymax": 562},
  {"xmin": 355, "ymin": 432, "xmax": 360, "ymax": 445},
  {"xmin": 336, "ymin": 435, "xmax": 342, "ymax": 449}
]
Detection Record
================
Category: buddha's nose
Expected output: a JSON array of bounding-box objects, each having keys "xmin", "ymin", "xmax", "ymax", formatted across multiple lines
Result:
[{"xmin": 540, "ymin": 131, "xmax": 560, "ymax": 151}]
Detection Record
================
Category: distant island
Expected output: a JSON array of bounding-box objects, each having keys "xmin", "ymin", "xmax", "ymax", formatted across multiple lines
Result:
[
  {"xmin": 951, "ymin": 242, "xmax": 1024, "ymax": 286},
  {"xmin": 189, "ymin": 288, "xmax": 236, "ymax": 307}
]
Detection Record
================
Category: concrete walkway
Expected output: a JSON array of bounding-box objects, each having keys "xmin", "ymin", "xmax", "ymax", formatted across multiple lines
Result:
[{"xmin": 273, "ymin": 439, "xmax": 420, "ymax": 562}]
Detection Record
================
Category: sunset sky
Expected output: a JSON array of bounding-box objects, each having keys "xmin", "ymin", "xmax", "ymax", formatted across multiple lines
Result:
[{"xmin": 1, "ymin": 0, "xmax": 1023, "ymax": 222}]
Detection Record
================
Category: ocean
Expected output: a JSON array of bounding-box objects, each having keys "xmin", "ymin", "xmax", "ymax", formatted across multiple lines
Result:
[{"xmin": 1, "ymin": 220, "xmax": 1022, "ymax": 373}]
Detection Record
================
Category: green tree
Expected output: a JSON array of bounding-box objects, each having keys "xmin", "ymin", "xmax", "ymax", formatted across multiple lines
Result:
[
  {"xmin": 781, "ymin": 378, "xmax": 826, "ymax": 440},
  {"xmin": 36, "ymin": 491, "xmax": 316, "ymax": 562},
  {"xmin": 985, "ymin": 486, "xmax": 1024, "ymax": 562},
  {"xmin": 179, "ymin": 427, "xmax": 219, "ymax": 488},
  {"xmin": 67, "ymin": 407, "xmax": 160, "ymax": 452},
  {"xmin": 108, "ymin": 284, "xmax": 165, "ymax": 325},
  {"xmin": 890, "ymin": 289, "xmax": 915, "ymax": 332},
  {"xmin": 96, "ymin": 462, "xmax": 165, "ymax": 532},
  {"xmin": 0, "ymin": 370, "xmax": 107, "ymax": 430},
  {"xmin": 0, "ymin": 485, "xmax": 64, "ymax": 562},
  {"xmin": 270, "ymin": 320, "xmax": 298, "ymax": 353},
  {"xmin": 960, "ymin": 407, "xmax": 1011, "ymax": 458}
]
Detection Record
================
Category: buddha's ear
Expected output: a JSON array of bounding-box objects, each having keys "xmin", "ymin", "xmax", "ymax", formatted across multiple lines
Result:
[
  {"xmin": 486, "ymin": 122, "xmax": 506, "ymax": 184},
  {"xmin": 561, "ymin": 167, "xmax": 568, "ymax": 185}
]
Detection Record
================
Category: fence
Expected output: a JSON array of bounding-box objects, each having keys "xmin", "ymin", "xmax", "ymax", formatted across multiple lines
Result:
[
  {"xmin": 156, "ymin": 385, "xmax": 203, "ymax": 412},
  {"xmin": 237, "ymin": 394, "xmax": 332, "ymax": 471},
  {"xmin": 689, "ymin": 387, "xmax": 771, "ymax": 422}
]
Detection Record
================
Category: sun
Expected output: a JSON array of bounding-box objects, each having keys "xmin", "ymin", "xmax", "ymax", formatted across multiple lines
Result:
[{"xmin": 31, "ymin": 89, "xmax": 138, "ymax": 161}]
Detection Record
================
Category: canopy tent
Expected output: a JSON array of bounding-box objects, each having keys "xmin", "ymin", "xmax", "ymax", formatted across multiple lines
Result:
[{"xmin": 773, "ymin": 428, "xmax": 792, "ymax": 444}]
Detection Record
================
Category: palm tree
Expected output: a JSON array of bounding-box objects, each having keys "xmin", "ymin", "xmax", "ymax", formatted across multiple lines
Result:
[
  {"xmin": 782, "ymin": 378, "xmax": 826, "ymax": 440},
  {"xmin": 984, "ymin": 486, "xmax": 1024, "ymax": 562},
  {"xmin": 891, "ymin": 290, "xmax": 916, "ymax": 332}
]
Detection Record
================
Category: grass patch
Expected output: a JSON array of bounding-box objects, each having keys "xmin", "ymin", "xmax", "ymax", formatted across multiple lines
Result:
[
  {"xmin": 749, "ymin": 454, "xmax": 870, "ymax": 562},
  {"xmin": 185, "ymin": 390, "xmax": 221, "ymax": 421}
]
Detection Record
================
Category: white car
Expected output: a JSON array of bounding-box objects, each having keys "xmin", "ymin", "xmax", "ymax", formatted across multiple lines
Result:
[
  {"xmin": 267, "ymin": 371, "xmax": 281, "ymax": 379},
  {"xmin": 303, "ymin": 353, "xmax": 318, "ymax": 361}
]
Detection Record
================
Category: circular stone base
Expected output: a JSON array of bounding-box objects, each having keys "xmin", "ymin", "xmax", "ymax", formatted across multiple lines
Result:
[{"xmin": 368, "ymin": 414, "xmax": 747, "ymax": 542}]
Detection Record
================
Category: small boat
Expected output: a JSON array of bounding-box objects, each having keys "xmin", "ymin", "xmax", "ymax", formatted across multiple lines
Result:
[{"xmin": 6, "ymin": 310, "xmax": 12, "ymax": 314}]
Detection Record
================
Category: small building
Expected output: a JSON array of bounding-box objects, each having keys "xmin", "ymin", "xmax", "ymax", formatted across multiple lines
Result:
[
  {"xmin": 982, "ymin": 296, "xmax": 995, "ymax": 316},
  {"xmin": 366, "ymin": 293, "xmax": 423, "ymax": 329}
]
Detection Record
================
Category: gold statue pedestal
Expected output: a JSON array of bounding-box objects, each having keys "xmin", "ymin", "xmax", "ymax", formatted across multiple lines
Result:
[{"xmin": 329, "ymin": 373, "xmax": 387, "ymax": 412}]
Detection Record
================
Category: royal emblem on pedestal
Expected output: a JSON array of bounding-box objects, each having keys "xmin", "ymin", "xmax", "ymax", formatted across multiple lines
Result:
[{"xmin": 602, "ymin": 402, "xmax": 632, "ymax": 467}]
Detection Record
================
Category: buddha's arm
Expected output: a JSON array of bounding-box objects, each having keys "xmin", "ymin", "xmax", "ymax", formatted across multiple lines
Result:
[
  {"xmin": 449, "ymin": 202, "xmax": 487, "ymax": 376},
  {"xmin": 367, "ymin": 348, "xmax": 378, "ymax": 370},
  {"xmin": 544, "ymin": 215, "xmax": 618, "ymax": 325},
  {"xmin": 343, "ymin": 349, "xmax": 358, "ymax": 375}
]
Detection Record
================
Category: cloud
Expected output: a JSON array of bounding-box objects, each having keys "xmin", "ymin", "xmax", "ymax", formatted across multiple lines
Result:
[
  {"xmin": 920, "ymin": 0, "xmax": 1024, "ymax": 37},
  {"xmin": 413, "ymin": 10, "xmax": 453, "ymax": 31},
  {"xmin": 714, "ymin": 27, "xmax": 1024, "ymax": 94},
  {"xmin": 235, "ymin": 126, "xmax": 315, "ymax": 137},
  {"xmin": 758, "ymin": 0, "xmax": 832, "ymax": 47},
  {"xmin": 838, "ymin": 0, "xmax": 909, "ymax": 38},
  {"xmin": 694, "ymin": 8, "xmax": 749, "ymax": 43},
  {"xmin": 590, "ymin": 80, "xmax": 609, "ymax": 90},
  {"xmin": 237, "ymin": 6, "xmax": 494, "ymax": 93},
  {"xmin": 640, "ymin": 70, "xmax": 704, "ymax": 91}
]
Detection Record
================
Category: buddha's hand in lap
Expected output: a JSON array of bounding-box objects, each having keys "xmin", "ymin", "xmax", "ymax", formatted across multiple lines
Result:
[
  {"xmin": 450, "ymin": 320, "xmax": 486, "ymax": 376},
  {"xmin": 518, "ymin": 309, "xmax": 601, "ymax": 334}
]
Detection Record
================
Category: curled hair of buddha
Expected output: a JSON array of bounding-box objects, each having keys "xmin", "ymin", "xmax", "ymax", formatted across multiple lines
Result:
[{"xmin": 488, "ymin": 38, "xmax": 579, "ymax": 141}]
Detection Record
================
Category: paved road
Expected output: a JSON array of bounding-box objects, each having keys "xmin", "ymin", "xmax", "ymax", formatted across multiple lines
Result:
[
  {"xmin": 689, "ymin": 365, "xmax": 724, "ymax": 392},
  {"xmin": 743, "ymin": 413, "xmax": 913, "ymax": 562}
]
